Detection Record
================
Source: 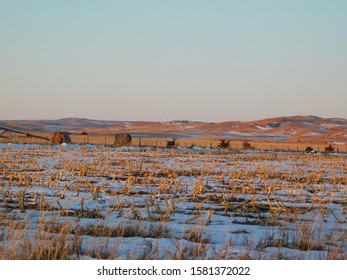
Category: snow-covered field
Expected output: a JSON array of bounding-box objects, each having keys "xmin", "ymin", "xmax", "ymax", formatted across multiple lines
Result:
[{"xmin": 0, "ymin": 144, "xmax": 346, "ymax": 259}]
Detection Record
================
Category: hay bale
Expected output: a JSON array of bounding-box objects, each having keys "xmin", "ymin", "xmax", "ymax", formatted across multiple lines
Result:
[
  {"xmin": 50, "ymin": 132, "xmax": 71, "ymax": 144},
  {"xmin": 114, "ymin": 134, "xmax": 132, "ymax": 146},
  {"xmin": 305, "ymin": 146, "xmax": 314, "ymax": 153}
]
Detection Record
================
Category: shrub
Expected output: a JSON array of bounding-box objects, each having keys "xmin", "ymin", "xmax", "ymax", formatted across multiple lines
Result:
[
  {"xmin": 242, "ymin": 141, "xmax": 254, "ymax": 150},
  {"xmin": 218, "ymin": 140, "xmax": 230, "ymax": 149},
  {"xmin": 325, "ymin": 145, "xmax": 335, "ymax": 153}
]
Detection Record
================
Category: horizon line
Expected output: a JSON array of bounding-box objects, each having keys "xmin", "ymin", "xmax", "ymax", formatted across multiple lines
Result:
[{"xmin": 2, "ymin": 114, "xmax": 346, "ymax": 123}]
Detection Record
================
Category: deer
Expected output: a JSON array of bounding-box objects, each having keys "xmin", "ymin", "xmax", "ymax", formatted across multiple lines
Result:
[
  {"xmin": 218, "ymin": 139, "xmax": 230, "ymax": 149},
  {"xmin": 166, "ymin": 137, "xmax": 176, "ymax": 148}
]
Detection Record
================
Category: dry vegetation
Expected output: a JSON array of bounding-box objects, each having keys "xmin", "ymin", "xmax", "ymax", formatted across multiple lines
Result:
[{"xmin": 0, "ymin": 143, "xmax": 346, "ymax": 260}]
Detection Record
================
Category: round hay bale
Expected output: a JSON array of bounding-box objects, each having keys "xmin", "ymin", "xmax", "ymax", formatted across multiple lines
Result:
[
  {"xmin": 114, "ymin": 134, "xmax": 132, "ymax": 146},
  {"xmin": 50, "ymin": 132, "xmax": 71, "ymax": 144}
]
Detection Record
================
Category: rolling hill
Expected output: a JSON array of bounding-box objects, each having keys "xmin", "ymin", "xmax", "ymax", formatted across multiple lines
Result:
[{"xmin": 0, "ymin": 116, "xmax": 346, "ymax": 144}]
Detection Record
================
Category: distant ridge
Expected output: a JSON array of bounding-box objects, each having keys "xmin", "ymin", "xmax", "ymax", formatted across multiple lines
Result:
[{"xmin": 0, "ymin": 116, "xmax": 346, "ymax": 144}]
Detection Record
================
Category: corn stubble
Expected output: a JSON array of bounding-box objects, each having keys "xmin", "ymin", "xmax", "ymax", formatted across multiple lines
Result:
[{"xmin": 0, "ymin": 145, "xmax": 346, "ymax": 259}]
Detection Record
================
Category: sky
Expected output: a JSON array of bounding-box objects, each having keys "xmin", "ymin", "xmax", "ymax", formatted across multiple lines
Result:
[{"xmin": 1, "ymin": 0, "xmax": 346, "ymax": 122}]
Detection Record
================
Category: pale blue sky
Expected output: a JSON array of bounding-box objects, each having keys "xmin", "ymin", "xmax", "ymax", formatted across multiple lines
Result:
[{"xmin": 1, "ymin": 0, "xmax": 346, "ymax": 121}]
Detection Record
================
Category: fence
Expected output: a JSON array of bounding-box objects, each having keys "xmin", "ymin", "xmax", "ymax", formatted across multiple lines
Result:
[{"xmin": 1, "ymin": 133, "xmax": 347, "ymax": 154}]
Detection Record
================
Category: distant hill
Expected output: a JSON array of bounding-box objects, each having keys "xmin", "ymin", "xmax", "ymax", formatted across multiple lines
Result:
[{"xmin": 0, "ymin": 116, "xmax": 346, "ymax": 144}]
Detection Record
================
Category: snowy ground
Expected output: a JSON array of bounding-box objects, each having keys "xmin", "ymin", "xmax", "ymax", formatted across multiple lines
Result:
[{"xmin": 0, "ymin": 144, "xmax": 346, "ymax": 259}]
